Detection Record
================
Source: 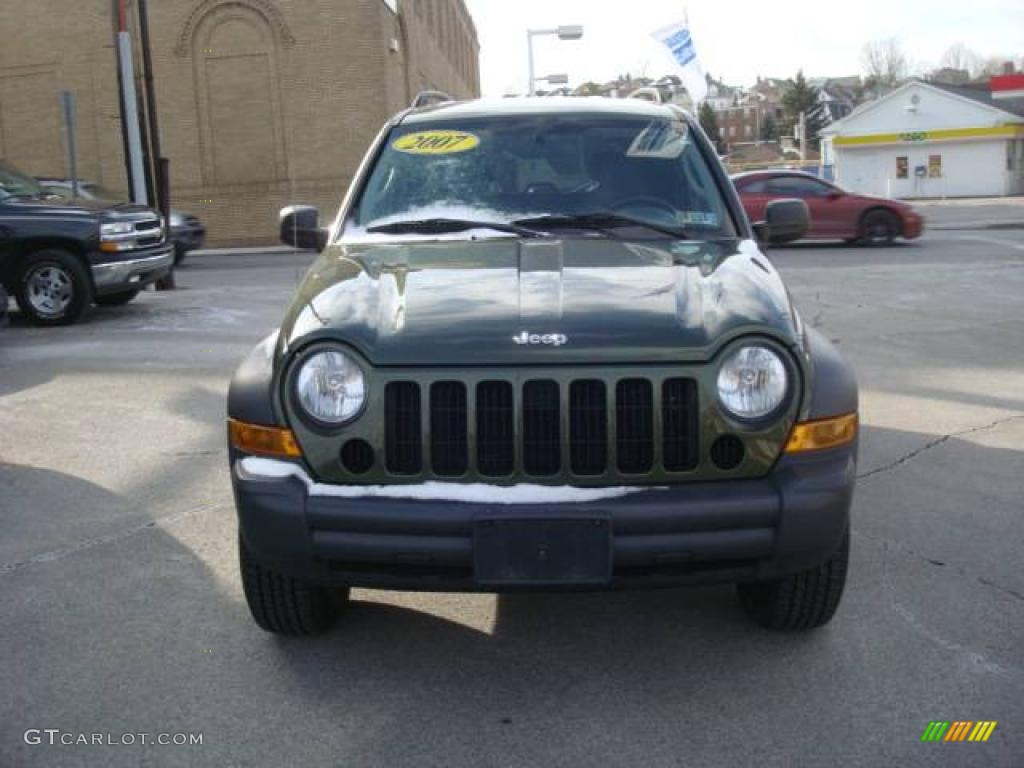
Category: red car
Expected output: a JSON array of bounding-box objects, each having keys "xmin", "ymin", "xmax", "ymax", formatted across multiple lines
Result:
[{"xmin": 732, "ymin": 170, "xmax": 923, "ymax": 245}]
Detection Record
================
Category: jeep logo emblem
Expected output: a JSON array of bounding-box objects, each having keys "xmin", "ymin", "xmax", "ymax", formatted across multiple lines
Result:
[{"xmin": 513, "ymin": 331, "xmax": 568, "ymax": 347}]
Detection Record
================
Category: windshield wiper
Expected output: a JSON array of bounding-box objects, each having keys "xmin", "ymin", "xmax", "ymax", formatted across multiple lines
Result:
[
  {"xmin": 513, "ymin": 212, "xmax": 692, "ymax": 239},
  {"xmin": 366, "ymin": 218, "xmax": 547, "ymax": 238}
]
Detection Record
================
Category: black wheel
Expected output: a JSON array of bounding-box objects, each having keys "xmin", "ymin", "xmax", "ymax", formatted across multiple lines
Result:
[
  {"xmin": 173, "ymin": 243, "xmax": 188, "ymax": 265},
  {"xmin": 95, "ymin": 289, "xmax": 140, "ymax": 307},
  {"xmin": 859, "ymin": 210, "xmax": 899, "ymax": 246},
  {"xmin": 239, "ymin": 533, "xmax": 348, "ymax": 636},
  {"xmin": 14, "ymin": 249, "xmax": 92, "ymax": 326},
  {"xmin": 737, "ymin": 529, "xmax": 849, "ymax": 631}
]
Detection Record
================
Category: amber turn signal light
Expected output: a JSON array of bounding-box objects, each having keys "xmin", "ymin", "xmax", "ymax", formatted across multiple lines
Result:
[
  {"xmin": 228, "ymin": 419, "xmax": 302, "ymax": 458},
  {"xmin": 785, "ymin": 413, "xmax": 858, "ymax": 454}
]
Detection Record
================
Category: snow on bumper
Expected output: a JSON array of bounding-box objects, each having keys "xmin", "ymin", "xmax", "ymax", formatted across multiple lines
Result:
[{"xmin": 232, "ymin": 446, "xmax": 855, "ymax": 590}]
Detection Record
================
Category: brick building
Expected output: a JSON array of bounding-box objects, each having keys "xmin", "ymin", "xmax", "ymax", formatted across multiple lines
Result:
[
  {"xmin": 0, "ymin": 0, "xmax": 479, "ymax": 245},
  {"xmin": 716, "ymin": 105, "xmax": 761, "ymax": 147}
]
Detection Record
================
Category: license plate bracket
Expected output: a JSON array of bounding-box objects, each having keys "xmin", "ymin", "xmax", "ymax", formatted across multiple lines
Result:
[{"xmin": 473, "ymin": 516, "xmax": 612, "ymax": 586}]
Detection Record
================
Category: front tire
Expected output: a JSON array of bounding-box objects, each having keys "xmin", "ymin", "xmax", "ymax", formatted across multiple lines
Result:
[
  {"xmin": 859, "ymin": 210, "xmax": 899, "ymax": 246},
  {"xmin": 239, "ymin": 534, "xmax": 348, "ymax": 636},
  {"xmin": 14, "ymin": 249, "xmax": 92, "ymax": 326},
  {"xmin": 737, "ymin": 530, "xmax": 849, "ymax": 631},
  {"xmin": 95, "ymin": 289, "xmax": 140, "ymax": 307}
]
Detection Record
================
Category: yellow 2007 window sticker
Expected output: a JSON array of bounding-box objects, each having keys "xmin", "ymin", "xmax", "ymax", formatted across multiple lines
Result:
[{"xmin": 393, "ymin": 130, "xmax": 480, "ymax": 155}]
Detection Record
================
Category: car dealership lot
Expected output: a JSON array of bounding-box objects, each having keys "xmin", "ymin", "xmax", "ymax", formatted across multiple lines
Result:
[{"xmin": 1, "ymin": 231, "xmax": 1022, "ymax": 767}]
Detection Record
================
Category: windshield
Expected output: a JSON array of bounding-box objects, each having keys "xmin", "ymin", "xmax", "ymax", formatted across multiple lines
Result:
[
  {"xmin": 0, "ymin": 162, "xmax": 46, "ymax": 199},
  {"xmin": 349, "ymin": 114, "xmax": 737, "ymax": 239}
]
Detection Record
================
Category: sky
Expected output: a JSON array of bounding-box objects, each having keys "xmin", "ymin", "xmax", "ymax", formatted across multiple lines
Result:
[{"xmin": 463, "ymin": 0, "xmax": 1024, "ymax": 96}]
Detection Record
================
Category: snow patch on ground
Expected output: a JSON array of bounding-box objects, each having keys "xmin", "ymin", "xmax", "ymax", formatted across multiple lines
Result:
[{"xmin": 238, "ymin": 457, "xmax": 661, "ymax": 504}]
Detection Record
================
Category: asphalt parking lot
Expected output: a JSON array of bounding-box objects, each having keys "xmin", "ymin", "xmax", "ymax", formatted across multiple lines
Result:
[{"xmin": 1, "ymin": 228, "xmax": 1022, "ymax": 767}]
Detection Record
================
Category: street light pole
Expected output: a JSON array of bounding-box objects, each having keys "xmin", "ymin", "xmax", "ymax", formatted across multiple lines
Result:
[
  {"xmin": 526, "ymin": 25, "xmax": 583, "ymax": 97},
  {"xmin": 527, "ymin": 30, "xmax": 535, "ymax": 97}
]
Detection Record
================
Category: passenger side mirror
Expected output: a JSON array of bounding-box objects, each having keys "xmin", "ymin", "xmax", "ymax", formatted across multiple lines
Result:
[
  {"xmin": 826, "ymin": 190, "xmax": 843, "ymax": 201},
  {"xmin": 754, "ymin": 198, "xmax": 809, "ymax": 246},
  {"xmin": 280, "ymin": 205, "xmax": 328, "ymax": 251}
]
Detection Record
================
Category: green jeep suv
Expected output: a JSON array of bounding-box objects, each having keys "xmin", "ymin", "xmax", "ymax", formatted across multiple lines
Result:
[{"xmin": 227, "ymin": 95, "xmax": 857, "ymax": 636}]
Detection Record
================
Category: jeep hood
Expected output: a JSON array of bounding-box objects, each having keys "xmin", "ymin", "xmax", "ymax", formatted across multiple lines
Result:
[{"xmin": 278, "ymin": 237, "xmax": 799, "ymax": 366}]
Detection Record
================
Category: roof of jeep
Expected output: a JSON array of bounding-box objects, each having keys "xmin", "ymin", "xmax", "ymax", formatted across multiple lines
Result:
[{"xmin": 400, "ymin": 96, "xmax": 686, "ymax": 125}]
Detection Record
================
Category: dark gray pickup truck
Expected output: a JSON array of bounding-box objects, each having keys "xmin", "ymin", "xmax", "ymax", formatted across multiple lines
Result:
[{"xmin": 0, "ymin": 160, "xmax": 173, "ymax": 325}]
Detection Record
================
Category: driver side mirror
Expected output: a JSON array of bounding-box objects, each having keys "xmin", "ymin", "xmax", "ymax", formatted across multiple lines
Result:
[
  {"xmin": 753, "ymin": 198, "xmax": 809, "ymax": 246},
  {"xmin": 280, "ymin": 205, "xmax": 328, "ymax": 251}
]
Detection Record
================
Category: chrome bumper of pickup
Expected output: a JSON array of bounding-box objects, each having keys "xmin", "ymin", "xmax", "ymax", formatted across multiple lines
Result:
[{"xmin": 92, "ymin": 247, "xmax": 174, "ymax": 292}]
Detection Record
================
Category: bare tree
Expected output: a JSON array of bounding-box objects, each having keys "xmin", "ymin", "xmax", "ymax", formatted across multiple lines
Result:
[
  {"xmin": 861, "ymin": 38, "xmax": 908, "ymax": 93},
  {"xmin": 940, "ymin": 43, "xmax": 983, "ymax": 76}
]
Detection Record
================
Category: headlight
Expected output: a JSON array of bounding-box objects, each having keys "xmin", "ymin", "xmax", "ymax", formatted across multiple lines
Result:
[
  {"xmin": 100, "ymin": 221, "xmax": 133, "ymax": 238},
  {"xmin": 717, "ymin": 345, "xmax": 789, "ymax": 420},
  {"xmin": 169, "ymin": 212, "xmax": 184, "ymax": 227},
  {"xmin": 293, "ymin": 349, "xmax": 366, "ymax": 425}
]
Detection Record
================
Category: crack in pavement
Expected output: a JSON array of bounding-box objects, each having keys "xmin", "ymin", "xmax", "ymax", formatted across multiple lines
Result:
[
  {"xmin": 856, "ymin": 529, "xmax": 1024, "ymax": 603},
  {"xmin": 858, "ymin": 414, "xmax": 1024, "ymax": 481},
  {"xmin": 876, "ymin": 537, "xmax": 1021, "ymax": 681},
  {"xmin": 0, "ymin": 503, "xmax": 219, "ymax": 576}
]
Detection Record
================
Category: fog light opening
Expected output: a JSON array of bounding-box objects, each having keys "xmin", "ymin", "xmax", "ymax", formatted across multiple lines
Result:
[
  {"xmin": 710, "ymin": 435, "xmax": 745, "ymax": 470},
  {"xmin": 340, "ymin": 439, "xmax": 375, "ymax": 475}
]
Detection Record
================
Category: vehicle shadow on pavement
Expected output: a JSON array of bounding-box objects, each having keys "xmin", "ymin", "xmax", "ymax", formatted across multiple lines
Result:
[{"xmin": 3, "ymin": 422, "xmax": 1023, "ymax": 765}]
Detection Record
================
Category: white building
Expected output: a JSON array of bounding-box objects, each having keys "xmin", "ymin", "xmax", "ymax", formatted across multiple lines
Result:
[{"xmin": 821, "ymin": 79, "xmax": 1024, "ymax": 198}]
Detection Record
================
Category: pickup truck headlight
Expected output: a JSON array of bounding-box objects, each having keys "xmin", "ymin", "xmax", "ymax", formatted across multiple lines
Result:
[
  {"xmin": 100, "ymin": 221, "xmax": 134, "ymax": 238},
  {"xmin": 717, "ymin": 344, "xmax": 789, "ymax": 420},
  {"xmin": 293, "ymin": 349, "xmax": 366, "ymax": 425}
]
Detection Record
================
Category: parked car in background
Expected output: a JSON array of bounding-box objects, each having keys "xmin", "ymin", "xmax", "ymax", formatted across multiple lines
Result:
[
  {"xmin": 732, "ymin": 170, "xmax": 923, "ymax": 246},
  {"xmin": 38, "ymin": 179, "xmax": 205, "ymax": 264},
  {"xmin": 1, "ymin": 161, "xmax": 173, "ymax": 325},
  {"xmin": 0, "ymin": 284, "xmax": 8, "ymax": 327}
]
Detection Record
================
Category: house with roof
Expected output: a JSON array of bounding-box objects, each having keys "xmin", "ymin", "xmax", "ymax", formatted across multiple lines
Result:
[{"xmin": 820, "ymin": 77, "xmax": 1024, "ymax": 198}]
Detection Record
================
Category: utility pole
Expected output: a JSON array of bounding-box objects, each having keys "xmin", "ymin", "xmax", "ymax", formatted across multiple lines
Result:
[
  {"xmin": 798, "ymin": 110, "xmax": 807, "ymax": 163},
  {"xmin": 113, "ymin": 0, "xmax": 147, "ymax": 204},
  {"xmin": 135, "ymin": 0, "xmax": 175, "ymax": 290}
]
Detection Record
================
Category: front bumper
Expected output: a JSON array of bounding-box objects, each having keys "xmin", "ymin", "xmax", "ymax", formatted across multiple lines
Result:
[
  {"xmin": 903, "ymin": 214, "xmax": 924, "ymax": 239},
  {"xmin": 91, "ymin": 244, "xmax": 174, "ymax": 295},
  {"xmin": 233, "ymin": 443, "xmax": 856, "ymax": 591}
]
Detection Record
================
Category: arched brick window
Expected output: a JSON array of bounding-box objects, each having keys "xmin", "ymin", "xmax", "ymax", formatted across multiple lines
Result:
[{"xmin": 178, "ymin": 0, "xmax": 291, "ymax": 185}]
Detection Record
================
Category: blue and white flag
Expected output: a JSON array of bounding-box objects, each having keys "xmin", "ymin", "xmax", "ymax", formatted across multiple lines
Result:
[{"xmin": 652, "ymin": 21, "xmax": 707, "ymax": 104}]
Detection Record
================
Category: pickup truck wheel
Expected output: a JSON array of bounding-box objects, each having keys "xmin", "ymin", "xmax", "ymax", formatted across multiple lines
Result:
[
  {"xmin": 239, "ymin": 534, "xmax": 348, "ymax": 636},
  {"xmin": 737, "ymin": 529, "xmax": 849, "ymax": 631},
  {"xmin": 95, "ymin": 289, "xmax": 140, "ymax": 307},
  {"xmin": 15, "ymin": 249, "xmax": 92, "ymax": 326}
]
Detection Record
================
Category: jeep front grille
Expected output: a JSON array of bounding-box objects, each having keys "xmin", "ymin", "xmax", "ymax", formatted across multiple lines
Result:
[
  {"xmin": 476, "ymin": 381, "xmax": 515, "ymax": 476},
  {"xmin": 382, "ymin": 376, "xmax": 699, "ymax": 480},
  {"xmin": 384, "ymin": 382, "xmax": 421, "ymax": 475},
  {"xmin": 431, "ymin": 382, "xmax": 469, "ymax": 476}
]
